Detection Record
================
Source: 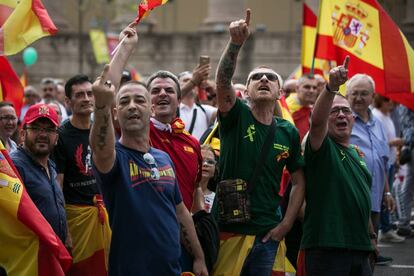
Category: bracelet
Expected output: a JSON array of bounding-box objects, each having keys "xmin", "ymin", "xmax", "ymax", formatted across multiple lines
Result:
[
  {"xmin": 369, "ymin": 233, "xmax": 377, "ymax": 239},
  {"xmin": 385, "ymin": 192, "xmax": 392, "ymax": 197},
  {"xmin": 325, "ymin": 84, "xmax": 340, "ymax": 95}
]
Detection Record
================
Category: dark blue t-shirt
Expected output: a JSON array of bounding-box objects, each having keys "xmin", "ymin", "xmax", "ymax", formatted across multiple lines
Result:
[{"xmin": 93, "ymin": 142, "xmax": 183, "ymax": 276}]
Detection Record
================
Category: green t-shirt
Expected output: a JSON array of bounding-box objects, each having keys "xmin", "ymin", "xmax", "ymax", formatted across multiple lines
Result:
[
  {"xmin": 301, "ymin": 136, "xmax": 373, "ymax": 251},
  {"xmin": 217, "ymin": 99, "xmax": 304, "ymax": 235}
]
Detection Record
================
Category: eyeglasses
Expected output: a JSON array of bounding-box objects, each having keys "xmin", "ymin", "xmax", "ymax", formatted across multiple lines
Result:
[
  {"xmin": 24, "ymin": 94, "xmax": 38, "ymax": 98},
  {"xmin": 203, "ymin": 159, "xmax": 216, "ymax": 166},
  {"xmin": 349, "ymin": 91, "xmax": 371, "ymax": 98},
  {"xmin": 0, "ymin": 115, "xmax": 18, "ymax": 122},
  {"xmin": 329, "ymin": 107, "xmax": 353, "ymax": 116},
  {"xmin": 249, "ymin": 72, "xmax": 279, "ymax": 83},
  {"xmin": 143, "ymin": 152, "xmax": 160, "ymax": 181},
  {"xmin": 25, "ymin": 126, "xmax": 57, "ymax": 134}
]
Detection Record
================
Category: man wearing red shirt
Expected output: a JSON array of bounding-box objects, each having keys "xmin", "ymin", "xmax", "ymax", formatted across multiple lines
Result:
[
  {"xmin": 147, "ymin": 70, "xmax": 203, "ymax": 210},
  {"xmin": 286, "ymin": 74, "xmax": 318, "ymax": 141}
]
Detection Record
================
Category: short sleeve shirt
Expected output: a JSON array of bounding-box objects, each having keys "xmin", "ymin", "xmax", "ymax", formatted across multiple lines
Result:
[
  {"xmin": 53, "ymin": 120, "xmax": 99, "ymax": 205},
  {"xmin": 301, "ymin": 137, "xmax": 372, "ymax": 251},
  {"xmin": 217, "ymin": 98, "xmax": 304, "ymax": 235},
  {"xmin": 93, "ymin": 142, "xmax": 182, "ymax": 276}
]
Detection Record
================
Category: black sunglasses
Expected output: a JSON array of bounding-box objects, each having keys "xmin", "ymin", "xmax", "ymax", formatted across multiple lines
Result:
[{"xmin": 249, "ymin": 72, "xmax": 279, "ymax": 82}]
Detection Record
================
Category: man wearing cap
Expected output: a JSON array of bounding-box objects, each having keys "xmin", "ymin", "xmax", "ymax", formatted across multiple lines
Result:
[{"xmin": 10, "ymin": 103, "xmax": 68, "ymax": 245}]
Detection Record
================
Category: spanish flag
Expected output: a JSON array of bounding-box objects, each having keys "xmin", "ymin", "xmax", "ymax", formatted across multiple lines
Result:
[
  {"xmin": 0, "ymin": 142, "xmax": 72, "ymax": 275},
  {"xmin": 301, "ymin": 0, "xmax": 333, "ymax": 78},
  {"xmin": 0, "ymin": 57, "xmax": 24, "ymax": 117},
  {"xmin": 135, "ymin": 0, "xmax": 169, "ymax": 23},
  {"xmin": 0, "ymin": 0, "xmax": 57, "ymax": 55},
  {"xmin": 314, "ymin": 0, "xmax": 414, "ymax": 110}
]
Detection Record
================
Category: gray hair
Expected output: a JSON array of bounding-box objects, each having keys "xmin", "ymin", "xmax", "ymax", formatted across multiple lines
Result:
[
  {"xmin": 346, "ymin": 74, "xmax": 375, "ymax": 94},
  {"xmin": 146, "ymin": 70, "xmax": 182, "ymax": 99}
]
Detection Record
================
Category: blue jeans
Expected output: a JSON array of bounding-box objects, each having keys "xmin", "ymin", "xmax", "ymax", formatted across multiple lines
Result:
[{"xmin": 240, "ymin": 235, "xmax": 279, "ymax": 276}]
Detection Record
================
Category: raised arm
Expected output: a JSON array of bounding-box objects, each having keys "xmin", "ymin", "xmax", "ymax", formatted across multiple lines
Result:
[
  {"xmin": 180, "ymin": 64, "xmax": 211, "ymax": 99},
  {"xmin": 90, "ymin": 65, "xmax": 116, "ymax": 173},
  {"xmin": 216, "ymin": 9, "xmax": 251, "ymax": 114},
  {"xmin": 107, "ymin": 23, "xmax": 139, "ymax": 92},
  {"xmin": 309, "ymin": 56, "xmax": 349, "ymax": 151}
]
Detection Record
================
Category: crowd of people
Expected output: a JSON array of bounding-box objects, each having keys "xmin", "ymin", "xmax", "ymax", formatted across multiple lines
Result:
[{"xmin": 1, "ymin": 9, "xmax": 413, "ymax": 276}]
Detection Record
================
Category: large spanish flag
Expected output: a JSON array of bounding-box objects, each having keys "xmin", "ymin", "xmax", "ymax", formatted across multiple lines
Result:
[
  {"xmin": 135, "ymin": 0, "xmax": 169, "ymax": 23},
  {"xmin": 314, "ymin": 0, "xmax": 414, "ymax": 110},
  {"xmin": 0, "ymin": 142, "xmax": 72, "ymax": 275},
  {"xmin": 0, "ymin": 0, "xmax": 57, "ymax": 55},
  {"xmin": 0, "ymin": 57, "xmax": 24, "ymax": 117}
]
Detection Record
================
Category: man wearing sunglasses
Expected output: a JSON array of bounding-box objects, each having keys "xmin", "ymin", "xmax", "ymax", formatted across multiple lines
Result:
[
  {"xmin": 212, "ymin": 9, "xmax": 305, "ymax": 275},
  {"xmin": 10, "ymin": 104, "xmax": 69, "ymax": 248},
  {"xmin": 90, "ymin": 23, "xmax": 207, "ymax": 276}
]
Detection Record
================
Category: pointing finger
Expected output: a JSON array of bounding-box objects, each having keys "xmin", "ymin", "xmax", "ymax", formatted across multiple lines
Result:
[
  {"xmin": 343, "ymin": 55, "xmax": 350, "ymax": 70},
  {"xmin": 245, "ymin": 9, "xmax": 251, "ymax": 26}
]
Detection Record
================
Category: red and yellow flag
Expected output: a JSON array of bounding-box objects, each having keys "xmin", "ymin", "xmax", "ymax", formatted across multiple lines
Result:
[
  {"xmin": 301, "ymin": 0, "xmax": 334, "ymax": 78},
  {"xmin": 0, "ymin": 57, "xmax": 24, "ymax": 117},
  {"xmin": 135, "ymin": 0, "xmax": 169, "ymax": 23},
  {"xmin": 20, "ymin": 68, "xmax": 28, "ymax": 88},
  {"xmin": 0, "ymin": 142, "xmax": 72, "ymax": 276},
  {"xmin": 314, "ymin": 0, "xmax": 414, "ymax": 110},
  {"xmin": 0, "ymin": 0, "xmax": 57, "ymax": 55}
]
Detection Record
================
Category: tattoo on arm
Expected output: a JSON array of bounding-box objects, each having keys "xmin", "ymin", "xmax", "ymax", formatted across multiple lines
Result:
[
  {"xmin": 97, "ymin": 114, "xmax": 109, "ymax": 150},
  {"xmin": 179, "ymin": 222, "xmax": 193, "ymax": 256},
  {"xmin": 216, "ymin": 42, "xmax": 242, "ymax": 93}
]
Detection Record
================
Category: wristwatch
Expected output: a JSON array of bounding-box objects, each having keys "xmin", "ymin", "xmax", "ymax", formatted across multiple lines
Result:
[{"xmin": 369, "ymin": 233, "xmax": 377, "ymax": 240}]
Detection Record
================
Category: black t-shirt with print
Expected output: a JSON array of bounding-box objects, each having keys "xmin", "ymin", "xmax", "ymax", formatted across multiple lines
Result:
[{"xmin": 53, "ymin": 120, "xmax": 99, "ymax": 205}]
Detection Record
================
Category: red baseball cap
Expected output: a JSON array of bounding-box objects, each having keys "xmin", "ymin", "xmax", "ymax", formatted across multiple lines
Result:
[{"xmin": 22, "ymin": 103, "xmax": 59, "ymax": 127}]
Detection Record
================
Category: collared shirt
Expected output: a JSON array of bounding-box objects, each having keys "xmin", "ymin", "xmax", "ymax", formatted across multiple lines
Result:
[
  {"xmin": 179, "ymin": 103, "xmax": 216, "ymax": 140},
  {"xmin": 7, "ymin": 138, "xmax": 17, "ymax": 153},
  {"xmin": 10, "ymin": 147, "xmax": 67, "ymax": 242},
  {"xmin": 150, "ymin": 119, "xmax": 202, "ymax": 210},
  {"xmin": 350, "ymin": 110, "xmax": 390, "ymax": 212},
  {"xmin": 398, "ymin": 105, "xmax": 414, "ymax": 146}
]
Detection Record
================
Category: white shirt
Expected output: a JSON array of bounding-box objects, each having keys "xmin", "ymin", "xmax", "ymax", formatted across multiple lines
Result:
[{"xmin": 179, "ymin": 103, "xmax": 216, "ymax": 140}]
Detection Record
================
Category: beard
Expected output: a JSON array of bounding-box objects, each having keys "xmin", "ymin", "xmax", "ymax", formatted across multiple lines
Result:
[{"xmin": 24, "ymin": 137, "xmax": 54, "ymax": 157}]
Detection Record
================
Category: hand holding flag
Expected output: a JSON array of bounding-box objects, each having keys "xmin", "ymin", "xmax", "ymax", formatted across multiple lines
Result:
[{"xmin": 135, "ymin": 0, "xmax": 169, "ymax": 24}]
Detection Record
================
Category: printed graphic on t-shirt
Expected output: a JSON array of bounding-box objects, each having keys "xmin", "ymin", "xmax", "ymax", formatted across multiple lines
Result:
[
  {"xmin": 129, "ymin": 160, "xmax": 176, "ymax": 190},
  {"xmin": 75, "ymin": 144, "xmax": 93, "ymax": 176},
  {"xmin": 244, "ymin": 124, "xmax": 256, "ymax": 142}
]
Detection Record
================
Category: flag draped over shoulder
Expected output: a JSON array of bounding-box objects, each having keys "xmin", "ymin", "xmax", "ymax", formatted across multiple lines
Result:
[
  {"xmin": 315, "ymin": 0, "xmax": 414, "ymax": 110},
  {"xmin": 0, "ymin": 0, "xmax": 57, "ymax": 55},
  {"xmin": 0, "ymin": 142, "xmax": 72, "ymax": 276},
  {"xmin": 135, "ymin": 0, "xmax": 169, "ymax": 23},
  {"xmin": 0, "ymin": 57, "xmax": 24, "ymax": 117}
]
